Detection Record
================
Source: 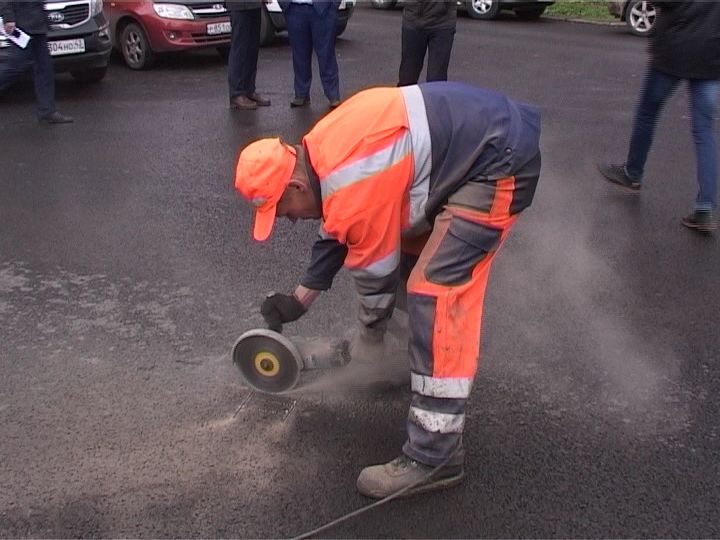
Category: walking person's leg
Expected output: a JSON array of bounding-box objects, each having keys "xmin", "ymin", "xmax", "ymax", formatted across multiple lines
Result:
[
  {"xmin": 397, "ymin": 26, "xmax": 427, "ymax": 87},
  {"xmin": 625, "ymin": 67, "xmax": 679, "ymax": 179},
  {"xmin": 598, "ymin": 67, "xmax": 677, "ymax": 189},
  {"xmin": 425, "ymin": 28, "xmax": 455, "ymax": 83},
  {"xmin": 681, "ymin": 78, "xmax": 720, "ymax": 231},
  {"xmin": 688, "ymin": 79, "xmax": 719, "ymax": 210}
]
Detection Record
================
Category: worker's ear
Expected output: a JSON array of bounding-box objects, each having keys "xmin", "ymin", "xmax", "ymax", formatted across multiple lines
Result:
[{"xmin": 287, "ymin": 178, "xmax": 307, "ymax": 192}]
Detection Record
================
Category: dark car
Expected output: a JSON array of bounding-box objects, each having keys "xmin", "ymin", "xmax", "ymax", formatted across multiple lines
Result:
[
  {"xmin": 0, "ymin": 0, "xmax": 112, "ymax": 83},
  {"xmin": 371, "ymin": 0, "xmax": 554, "ymax": 21}
]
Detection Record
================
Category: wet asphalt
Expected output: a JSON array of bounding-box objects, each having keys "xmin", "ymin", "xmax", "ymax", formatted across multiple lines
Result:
[{"xmin": 1, "ymin": 5, "xmax": 719, "ymax": 538}]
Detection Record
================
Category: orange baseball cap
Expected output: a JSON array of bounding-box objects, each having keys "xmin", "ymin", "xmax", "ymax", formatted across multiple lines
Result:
[{"xmin": 234, "ymin": 138, "xmax": 297, "ymax": 241}]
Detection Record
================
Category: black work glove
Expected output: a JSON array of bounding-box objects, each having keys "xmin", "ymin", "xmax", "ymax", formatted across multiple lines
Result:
[{"xmin": 260, "ymin": 293, "xmax": 307, "ymax": 333}]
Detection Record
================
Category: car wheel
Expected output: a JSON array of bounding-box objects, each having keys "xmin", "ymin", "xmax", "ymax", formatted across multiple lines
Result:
[
  {"xmin": 70, "ymin": 66, "xmax": 107, "ymax": 83},
  {"xmin": 217, "ymin": 45, "xmax": 230, "ymax": 62},
  {"xmin": 371, "ymin": 0, "xmax": 397, "ymax": 8},
  {"xmin": 259, "ymin": 7, "xmax": 276, "ymax": 46},
  {"xmin": 465, "ymin": 0, "xmax": 501, "ymax": 20},
  {"xmin": 120, "ymin": 22, "xmax": 155, "ymax": 69},
  {"xmin": 515, "ymin": 6, "xmax": 546, "ymax": 20},
  {"xmin": 625, "ymin": 0, "xmax": 655, "ymax": 36},
  {"xmin": 335, "ymin": 20, "xmax": 348, "ymax": 37}
]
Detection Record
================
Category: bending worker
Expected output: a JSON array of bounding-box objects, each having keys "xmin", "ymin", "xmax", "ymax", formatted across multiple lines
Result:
[{"xmin": 234, "ymin": 81, "xmax": 541, "ymax": 498}]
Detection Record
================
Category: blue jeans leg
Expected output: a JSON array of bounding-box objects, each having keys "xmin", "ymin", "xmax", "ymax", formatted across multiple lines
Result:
[
  {"xmin": 626, "ymin": 68, "xmax": 679, "ymax": 180},
  {"xmin": 688, "ymin": 78, "xmax": 719, "ymax": 211}
]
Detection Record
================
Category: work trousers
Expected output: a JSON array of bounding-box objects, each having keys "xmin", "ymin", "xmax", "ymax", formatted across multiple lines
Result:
[
  {"xmin": 285, "ymin": 3, "xmax": 340, "ymax": 101},
  {"xmin": 398, "ymin": 26, "xmax": 455, "ymax": 87},
  {"xmin": 626, "ymin": 67, "xmax": 719, "ymax": 210},
  {"xmin": 401, "ymin": 153, "xmax": 541, "ymax": 467},
  {"xmin": 0, "ymin": 33, "xmax": 55, "ymax": 117},
  {"xmin": 228, "ymin": 8, "xmax": 262, "ymax": 99}
]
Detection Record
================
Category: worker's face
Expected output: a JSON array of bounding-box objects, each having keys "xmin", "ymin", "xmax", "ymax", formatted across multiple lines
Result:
[{"xmin": 275, "ymin": 179, "xmax": 321, "ymax": 223}]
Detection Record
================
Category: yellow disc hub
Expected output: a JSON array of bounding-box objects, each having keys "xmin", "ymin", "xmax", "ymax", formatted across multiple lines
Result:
[{"xmin": 254, "ymin": 351, "xmax": 280, "ymax": 377}]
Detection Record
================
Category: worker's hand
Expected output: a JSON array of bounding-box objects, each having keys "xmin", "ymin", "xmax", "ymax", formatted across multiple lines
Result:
[
  {"xmin": 4, "ymin": 21, "xmax": 16, "ymax": 35},
  {"xmin": 260, "ymin": 293, "xmax": 307, "ymax": 333},
  {"xmin": 348, "ymin": 326, "xmax": 385, "ymax": 364}
]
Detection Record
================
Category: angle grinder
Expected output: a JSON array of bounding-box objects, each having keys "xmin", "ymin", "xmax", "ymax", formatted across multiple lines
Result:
[{"xmin": 232, "ymin": 329, "xmax": 350, "ymax": 394}]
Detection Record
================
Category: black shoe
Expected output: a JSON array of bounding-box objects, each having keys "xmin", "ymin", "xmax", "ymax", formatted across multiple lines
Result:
[
  {"xmin": 328, "ymin": 99, "xmax": 341, "ymax": 109},
  {"xmin": 249, "ymin": 93, "xmax": 271, "ymax": 106},
  {"xmin": 597, "ymin": 163, "xmax": 641, "ymax": 191},
  {"xmin": 290, "ymin": 96, "xmax": 310, "ymax": 108},
  {"xmin": 38, "ymin": 111, "xmax": 73, "ymax": 124},
  {"xmin": 681, "ymin": 210, "xmax": 717, "ymax": 233}
]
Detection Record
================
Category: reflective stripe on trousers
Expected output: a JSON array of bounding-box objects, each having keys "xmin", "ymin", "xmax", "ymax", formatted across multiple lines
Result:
[{"xmin": 401, "ymin": 177, "xmax": 519, "ymax": 467}]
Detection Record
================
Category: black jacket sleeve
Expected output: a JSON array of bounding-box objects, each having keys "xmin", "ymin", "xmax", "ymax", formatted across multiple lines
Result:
[
  {"xmin": 0, "ymin": 1, "xmax": 16, "ymax": 23},
  {"xmin": 300, "ymin": 236, "xmax": 348, "ymax": 291}
]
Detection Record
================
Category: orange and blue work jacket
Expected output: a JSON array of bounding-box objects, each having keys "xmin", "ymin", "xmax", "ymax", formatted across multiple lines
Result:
[{"xmin": 300, "ymin": 82, "xmax": 541, "ymax": 328}]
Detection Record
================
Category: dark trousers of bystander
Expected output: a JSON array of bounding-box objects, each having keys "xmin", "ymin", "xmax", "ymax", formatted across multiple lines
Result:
[
  {"xmin": 0, "ymin": 33, "xmax": 55, "ymax": 117},
  {"xmin": 398, "ymin": 26, "xmax": 455, "ymax": 87},
  {"xmin": 228, "ymin": 8, "xmax": 261, "ymax": 99},
  {"xmin": 285, "ymin": 3, "xmax": 339, "ymax": 101}
]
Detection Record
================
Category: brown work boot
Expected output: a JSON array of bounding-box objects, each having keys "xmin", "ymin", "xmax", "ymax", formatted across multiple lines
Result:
[
  {"xmin": 249, "ymin": 93, "xmax": 271, "ymax": 106},
  {"xmin": 229, "ymin": 95, "xmax": 257, "ymax": 110},
  {"xmin": 356, "ymin": 455, "xmax": 464, "ymax": 499}
]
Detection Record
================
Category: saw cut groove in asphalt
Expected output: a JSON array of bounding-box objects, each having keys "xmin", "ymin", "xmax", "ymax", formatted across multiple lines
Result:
[{"xmin": 232, "ymin": 391, "xmax": 298, "ymax": 422}]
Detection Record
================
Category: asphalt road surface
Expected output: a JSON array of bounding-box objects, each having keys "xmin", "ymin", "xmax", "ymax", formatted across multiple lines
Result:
[{"xmin": 2, "ymin": 5, "xmax": 719, "ymax": 538}]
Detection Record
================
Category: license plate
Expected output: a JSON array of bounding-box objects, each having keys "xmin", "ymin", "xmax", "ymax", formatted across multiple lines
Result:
[
  {"xmin": 48, "ymin": 38, "xmax": 85, "ymax": 56},
  {"xmin": 207, "ymin": 22, "xmax": 231, "ymax": 35}
]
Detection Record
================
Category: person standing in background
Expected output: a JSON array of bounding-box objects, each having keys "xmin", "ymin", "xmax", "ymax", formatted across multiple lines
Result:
[
  {"xmin": 226, "ymin": 0, "xmax": 272, "ymax": 110},
  {"xmin": 0, "ymin": 0, "xmax": 73, "ymax": 123},
  {"xmin": 398, "ymin": 0, "xmax": 457, "ymax": 87},
  {"xmin": 279, "ymin": 0, "xmax": 341, "ymax": 109}
]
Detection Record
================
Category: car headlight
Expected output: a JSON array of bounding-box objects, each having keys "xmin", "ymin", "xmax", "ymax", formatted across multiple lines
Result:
[
  {"xmin": 153, "ymin": 3, "xmax": 195, "ymax": 20},
  {"xmin": 90, "ymin": 0, "xmax": 103, "ymax": 16}
]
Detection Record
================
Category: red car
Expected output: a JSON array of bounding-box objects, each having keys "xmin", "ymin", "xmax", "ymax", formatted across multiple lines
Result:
[{"xmin": 105, "ymin": 0, "xmax": 232, "ymax": 69}]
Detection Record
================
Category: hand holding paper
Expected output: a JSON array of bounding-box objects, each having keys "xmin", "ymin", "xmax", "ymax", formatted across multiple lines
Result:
[{"xmin": 0, "ymin": 22, "xmax": 31, "ymax": 49}]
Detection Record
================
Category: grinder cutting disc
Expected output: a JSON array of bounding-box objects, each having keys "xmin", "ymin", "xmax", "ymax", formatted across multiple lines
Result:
[{"xmin": 232, "ymin": 329, "xmax": 304, "ymax": 394}]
